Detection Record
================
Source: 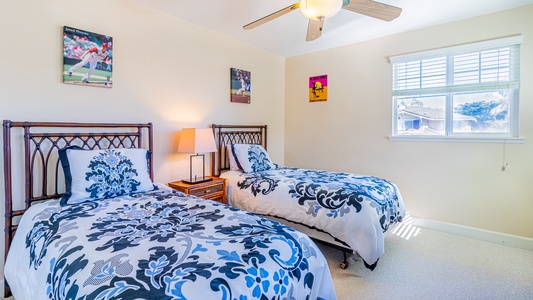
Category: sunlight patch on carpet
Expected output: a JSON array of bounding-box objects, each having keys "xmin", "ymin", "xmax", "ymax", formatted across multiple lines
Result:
[{"xmin": 391, "ymin": 212, "xmax": 420, "ymax": 240}]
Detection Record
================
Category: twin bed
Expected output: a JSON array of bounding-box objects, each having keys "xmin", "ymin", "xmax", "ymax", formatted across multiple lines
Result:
[
  {"xmin": 2, "ymin": 121, "xmax": 335, "ymax": 299},
  {"xmin": 211, "ymin": 124, "xmax": 406, "ymax": 270}
]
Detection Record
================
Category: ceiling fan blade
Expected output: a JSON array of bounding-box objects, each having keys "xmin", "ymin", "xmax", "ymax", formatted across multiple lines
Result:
[
  {"xmin": 244, "ymin": 3, "xmax": 300, "ymax": 30},
  {"xmin": 306, "ymin": 19, "xmax": 324, "ymax": 41},
  {"xmin": 343, "ymin": 0, "xmax": 402, "ymax": 21}
]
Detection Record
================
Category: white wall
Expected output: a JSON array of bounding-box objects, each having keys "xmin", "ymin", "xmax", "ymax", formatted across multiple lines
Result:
[
  {"xmin": 0, "ymin": 0, "xmax": 285, "ymax": 277},
  {"xmin": 285, "ymin": 5, "xmax": 533, "ymax": 239}
]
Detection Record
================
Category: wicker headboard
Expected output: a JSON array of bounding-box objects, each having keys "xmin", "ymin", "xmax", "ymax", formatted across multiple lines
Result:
[
  {"xmin": 211, "ymin": 124, "xmax": 267, "ymax": 176},
  {"xmin": 2, "ymin": 120, "xmax": 153, "ymax": 295}
]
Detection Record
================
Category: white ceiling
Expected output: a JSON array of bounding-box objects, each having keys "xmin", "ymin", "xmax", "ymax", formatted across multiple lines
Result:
[{"xmin": 135, "ymin": 0, "xmax": 533, "ymax": 57}]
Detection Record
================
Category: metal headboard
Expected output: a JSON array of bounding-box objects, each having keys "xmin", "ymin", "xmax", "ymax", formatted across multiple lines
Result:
[
  {"xmin": 2, "ymin": 120, "xmax": 153, "ymax": 297},
  {"xmin": 210, "ymin": 124, "xmax": 267, "ymax": 176}
]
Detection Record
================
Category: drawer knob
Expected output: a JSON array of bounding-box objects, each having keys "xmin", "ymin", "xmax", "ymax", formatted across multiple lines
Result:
[{"xmin": 205, "ymin": 189, "xmax": 211, "ymax": 193}]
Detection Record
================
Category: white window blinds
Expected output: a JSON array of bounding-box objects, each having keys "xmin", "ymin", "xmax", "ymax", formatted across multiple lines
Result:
[{"xmin": 391, "ymin": 36, "xmax": 522, "ymax": 97}]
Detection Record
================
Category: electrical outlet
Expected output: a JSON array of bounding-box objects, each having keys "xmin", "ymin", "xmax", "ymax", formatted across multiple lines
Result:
[{"xmin": 502, "ymin": 163, "xmax": 510, "ymax": 171}]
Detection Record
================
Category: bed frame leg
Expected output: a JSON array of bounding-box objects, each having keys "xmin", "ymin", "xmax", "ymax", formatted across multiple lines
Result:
[{"xmin": 339, "ymin": 251, "xmax": 349, "ymax": 269}]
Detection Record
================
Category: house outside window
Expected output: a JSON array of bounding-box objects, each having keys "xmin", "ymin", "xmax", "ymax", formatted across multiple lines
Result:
[{"xmin": 390, "ymin": 36, "xmax": 522, "ymax": 142}]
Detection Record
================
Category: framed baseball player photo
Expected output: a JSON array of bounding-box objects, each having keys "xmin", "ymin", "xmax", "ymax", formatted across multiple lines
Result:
[
  {"xmin": 230, "ymin": 68, "xmax": 251, "ymax": 104},
  {"xmin": 63, "ymin": 26, "xmax": 113, "ymax": 88}
]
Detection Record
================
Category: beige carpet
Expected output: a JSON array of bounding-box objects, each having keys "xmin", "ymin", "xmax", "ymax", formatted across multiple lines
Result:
[{"xmin": 319, "ymin": 226, "xmax": 533, "ymax": 300}]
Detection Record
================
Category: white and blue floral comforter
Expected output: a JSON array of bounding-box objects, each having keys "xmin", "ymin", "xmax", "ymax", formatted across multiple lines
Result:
[
  {"xmin": 221, "ymin": 168, "xmax": 406, "ymax": 269},
  {"xmin": 4, "ymin": 185, "xmax": 336, "ymax": 300}
]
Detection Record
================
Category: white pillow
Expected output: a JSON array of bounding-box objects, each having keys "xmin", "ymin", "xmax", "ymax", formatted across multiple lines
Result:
[
  {"xmin": 59, "ymin": 146, "xmax": 154, "ymax": 205},
  {"xmin": 227, "ymin": 146, "xmax": 241, "ymax": 171},
  {"xmin": 231, "ymin": 144, "xmax": 276, "ymax": 173}
]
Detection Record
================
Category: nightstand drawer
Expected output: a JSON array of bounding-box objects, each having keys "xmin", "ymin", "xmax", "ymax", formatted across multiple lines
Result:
[
  {"xmin": 188, "ymin": 184, "xmax": 223, "ymax": 197},
  {"xmin": 168, "ymin": 176, "xmax": 226, "ymax": 204},
  {"xmin": 202, "ymin": 192, "xmax": 225, "ymax": 203}
]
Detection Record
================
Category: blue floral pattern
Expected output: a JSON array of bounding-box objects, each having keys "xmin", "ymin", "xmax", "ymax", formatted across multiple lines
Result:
[
  {"xmin": 226, "ymin": 167, "xmax": 406, "ymax": 267},
  {"xmin": 5, "ymin": 187, "xmax": 336, "ymax": 299},
  {"xmin": 246, "ymin": 145, "xmax": 273, "ymax": 172},
  {"xmin": 237, "ymin": 167, "xmax": 403, "ymax": 229},
  {"xmin": 85, "ymin": 149, "xmax": 142, "ymax": 199},
  {"xmin": 232, "ymin": 144, "xmax": 276, "ymax": 173},
  {"xmin": 59, "ymin": 147, "xmax": 154, "ymax": 205}
]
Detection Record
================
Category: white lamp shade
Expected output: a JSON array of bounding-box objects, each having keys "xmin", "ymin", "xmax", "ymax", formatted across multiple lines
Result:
[
  {"xmin": 299, "ymin": 0, "xmax": 343, "ymax": 20},
  {"xmin": 177, "ymin": 128, "xmax": 217, "ymax": 153}
]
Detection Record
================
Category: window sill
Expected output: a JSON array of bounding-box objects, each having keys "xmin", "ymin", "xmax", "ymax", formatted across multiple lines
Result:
[{"xmin": 388, "ymin": 136, "xmax": 525, "ymax": 144}]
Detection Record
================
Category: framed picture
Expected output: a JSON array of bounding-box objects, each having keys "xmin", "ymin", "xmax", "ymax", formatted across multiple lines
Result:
[
  {"xmin": 309, "ymin": 74, "xmax": 328, "ymax": 102},
  {"xmin": 63, "ymin": 26, "xmax": 113, "ymax": 88},
  {"xmin": 230, "ymin": 68, "xmax": 251, "ymax": 103}
]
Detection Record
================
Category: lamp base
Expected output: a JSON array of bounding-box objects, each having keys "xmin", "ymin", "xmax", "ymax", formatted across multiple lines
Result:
[{"xmin": 182, "ymin": 177, "xmax": 213, "ymax": 185}]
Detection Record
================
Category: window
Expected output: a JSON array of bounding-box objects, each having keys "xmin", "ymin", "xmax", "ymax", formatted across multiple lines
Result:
[{"xmin": 390, "ymin": 36, "xmax": 522, "ymax": 142}]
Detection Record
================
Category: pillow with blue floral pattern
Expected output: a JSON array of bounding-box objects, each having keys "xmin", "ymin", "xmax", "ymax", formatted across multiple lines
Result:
[
  {"xmin": 231, "ymin": 143, "xmax": 276, "ymax": 173},
  {"xmin": 59, "ymin": 146, "xmax": 154, "ymax": 205}
]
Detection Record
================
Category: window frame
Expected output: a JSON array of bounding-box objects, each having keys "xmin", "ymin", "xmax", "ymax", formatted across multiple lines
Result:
[{"xmin": 389, "ymin": 36, "xmax": 524, "ymax": 143}]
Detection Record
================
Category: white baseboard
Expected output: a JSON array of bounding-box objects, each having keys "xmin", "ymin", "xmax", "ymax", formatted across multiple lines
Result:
[{"xmin": 412, "ymin": 217, "xmax": 533, "ymax": 251}]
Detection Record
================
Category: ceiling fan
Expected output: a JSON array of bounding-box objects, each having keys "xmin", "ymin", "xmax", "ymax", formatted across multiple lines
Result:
[{"xmin": 244, "ymin": 0, "xmax": 402, "ymax": 41}]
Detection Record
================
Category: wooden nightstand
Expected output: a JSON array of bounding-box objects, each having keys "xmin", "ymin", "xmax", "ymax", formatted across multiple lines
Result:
[{"xmin": 168, "ymin": 176, "xmax": 226, "ymax": 204}]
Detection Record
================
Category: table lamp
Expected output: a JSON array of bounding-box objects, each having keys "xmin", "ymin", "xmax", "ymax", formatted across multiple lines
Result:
[{"xmin": 177, "ymin": 128, "xmax": 217, "ymax": 184}]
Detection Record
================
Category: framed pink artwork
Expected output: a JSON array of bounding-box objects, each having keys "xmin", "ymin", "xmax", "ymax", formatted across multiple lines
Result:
[{"xmin": 309, "ymin": 74, "xmax": 328, "ymax": 102}]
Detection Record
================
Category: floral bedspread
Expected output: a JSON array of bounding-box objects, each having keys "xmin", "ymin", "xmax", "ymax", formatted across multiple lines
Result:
[
  {"xmin": 221, "ymin": 167, "xmax": 406, "ymax": 268},
  {"xmin": 4, "ymin": 185, "xmax": 336, "ymax": 300}
]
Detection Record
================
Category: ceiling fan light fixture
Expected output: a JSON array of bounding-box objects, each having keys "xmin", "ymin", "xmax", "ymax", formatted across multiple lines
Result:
[{"xmin": 299, "ymin": 0, "xmax": 343, "ymax": 20}]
